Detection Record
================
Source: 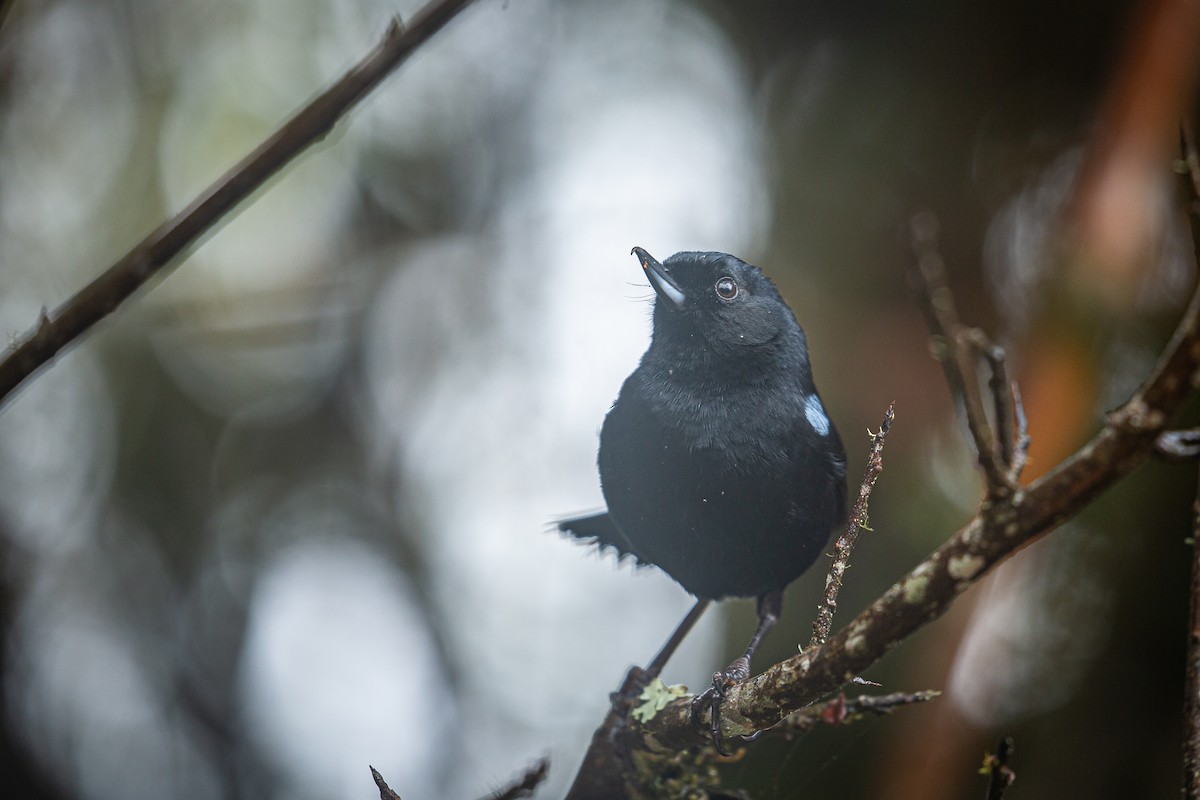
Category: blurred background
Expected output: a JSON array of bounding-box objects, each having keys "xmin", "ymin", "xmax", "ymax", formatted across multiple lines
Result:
[{"xmin": 0, "ymin": 0, "xmax": 1197, "ymax": 797}]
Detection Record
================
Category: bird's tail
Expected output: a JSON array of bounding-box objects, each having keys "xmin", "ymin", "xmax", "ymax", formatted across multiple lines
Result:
[{"xmin": 555, "ymin": 511, "xmax": 643, "ymax": 565}]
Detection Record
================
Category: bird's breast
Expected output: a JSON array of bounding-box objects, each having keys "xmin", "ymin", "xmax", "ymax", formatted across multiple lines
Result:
[
  {"xmin": 596, "ymin": 373, "xmax": 844, "ymax": 598},
  {"xmin": 636, "ymin": 371, "xmax": 819, "ymax": 458}
]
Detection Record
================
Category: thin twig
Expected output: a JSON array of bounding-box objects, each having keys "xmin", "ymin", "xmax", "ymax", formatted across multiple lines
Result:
[
  {"xmin": 1010, "ymin": 382, "xmax": 1031, "ymax": 480},
  {"xmin": 809, "ymin": 403, "xmax": 895, "ymax": 649},
  {"xmin": 0, "ymin": 0, "xmax": 479, "ymax": 409},
  {"xmin": 1185, "ymin": 474, "xmax": 1200, "ymax": 800},
  {"xmin": 909, "ymin": 212, "xmax": 1013, "ymax": 497},
  {"xmin": 1155, "ymin": 125, "xmax": 1200, "ymax": 468},
  {"xmin": 774, "ymin": 690, "xmax": 940, "ymax": 738},
  {"xmin": 370, "ymin": 766, "xmax": 404, "ymax": 800},
  {"xmin": 1159, "ymin": 117, "xmax": 1200, "ymax": 800},
  {"xmin": 982, "ymin": 737, "xmax": 1016, "ymax": 800},
  {"xmin": 1185, "ymin": 116, "xmax": 1200, "ymax": 308},
  {"xmin": 967, "ymin": 330, "xmax": 1017, "ymax": 473},
  {"xmin": 1185, "ymin": 118, "xmax": 1200, "ymax": 203},
  {"xmin": 645, "ymin": 598, "xmax": 711, "ymax": 679},
  {"xmin": 1176, "ymin": 122, "xmax": 1200, "ymax": 800},
  {"xmin": 486, "ymin": 757, "xmax": 550, "ymax": 800}
]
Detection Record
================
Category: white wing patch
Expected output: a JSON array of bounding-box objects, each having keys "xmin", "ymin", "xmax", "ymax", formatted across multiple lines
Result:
[{"xmin": 804, "ymin": 394, "xmax": 830, "ymax": 436}]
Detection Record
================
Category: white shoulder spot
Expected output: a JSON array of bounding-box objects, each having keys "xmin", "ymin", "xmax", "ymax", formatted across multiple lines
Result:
[{"xmin": 803, "ymin": 394, "xmax": 830, "ymax": 436}]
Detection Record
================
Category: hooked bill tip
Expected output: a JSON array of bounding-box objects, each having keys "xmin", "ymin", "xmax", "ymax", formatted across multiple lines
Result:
[{"xmin": 633, "ymin": 246, "xmax": 685, "ymax": 307}]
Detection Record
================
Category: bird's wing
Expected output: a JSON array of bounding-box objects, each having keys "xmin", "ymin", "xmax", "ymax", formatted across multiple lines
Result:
[{"xmin": 556, "ymin": 511, "xmax": 645, "ymax": 565}]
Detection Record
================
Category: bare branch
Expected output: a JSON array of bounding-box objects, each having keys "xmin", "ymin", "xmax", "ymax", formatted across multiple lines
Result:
[
  {"xmin": 1185, "ymin": 472, "xmax": 1200, "ymax": 800},
  {"xmin": 982, "ymin": 737, "xmax": 1016, "ymax": 800},
  {"xmin": 773, "ymin": 689, "xmax": 940, "ymax": 737},
  {"xmin": 909, "ymin": 212, "xmax": 1014, "ymax": 497},
  {"xmin": 1010, "ymin": 382, "xmax": 1031, "ymax": 480},
  {"xmin": 370, "ymin": 766, "xmax": 404, "ymax": 800},
  {"xmin": 566, "ymin": 667, "xmax": 651, "ymax": 800},
  {"xmin": 486, "ymin": 757, "xmax": 551, "ymax": 800},
  {"xmin": 0, "ymin": 0, "xmax": 479, "ymax": 409},
  {"xmin": 809, "ymin": 403, "xmax": 894, "ymax": 649},
  {"xmin": 1169, "ymin": 122, "xmax": 1200, "ymax": 800},
  {"xmin": 967, "ymin": 331, "xmax": 1018, "ymax": 472}
]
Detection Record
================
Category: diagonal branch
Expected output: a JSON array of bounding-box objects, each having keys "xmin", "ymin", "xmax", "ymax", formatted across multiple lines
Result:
[
  {"xmin": 0, "ymin": 0, "xmax": 479, "ymax": 410},
  {"xmin": 1184, "ymin": 116, "xmax": 1200, "ymax": 270},
  {"xmin": 485, "ymin": 757, "xmax": 551, "ymax": 800}
]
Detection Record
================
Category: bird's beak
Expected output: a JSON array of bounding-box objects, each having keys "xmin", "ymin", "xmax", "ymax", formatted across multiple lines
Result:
[{"xmin": 632, "ymin": 246, "xmax": 685, "ymax": 308}]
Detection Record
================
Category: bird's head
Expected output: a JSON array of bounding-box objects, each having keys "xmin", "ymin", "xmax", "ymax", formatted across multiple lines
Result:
[{"xmin": 632, "ymin": 247, "xmax": 800, "ymax": 359}]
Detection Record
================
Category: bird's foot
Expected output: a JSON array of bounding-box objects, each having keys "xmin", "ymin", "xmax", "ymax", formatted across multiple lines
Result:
[{"xmin": 690, "ymin": 656, "xmax": 752, "ymax": 756}]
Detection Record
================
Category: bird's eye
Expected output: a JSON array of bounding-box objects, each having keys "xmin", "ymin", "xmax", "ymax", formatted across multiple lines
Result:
[{"xmin": 715, "ymin": 276, "xmax": 738, "ymax": 300}]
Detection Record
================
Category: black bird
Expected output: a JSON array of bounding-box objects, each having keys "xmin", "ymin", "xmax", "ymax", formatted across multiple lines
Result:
[{"xmin": 559, "ymin": 247, "xmax": 847, "ymax": 753}]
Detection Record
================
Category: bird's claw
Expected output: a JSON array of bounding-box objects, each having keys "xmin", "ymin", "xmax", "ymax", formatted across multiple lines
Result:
[
  {"xmin": 690, "ymin": 656, "xmax": 753, "ymax": 756},
  {"xmin": 690, "ymin": 680, "xmax": 730, "ymax": 756}
]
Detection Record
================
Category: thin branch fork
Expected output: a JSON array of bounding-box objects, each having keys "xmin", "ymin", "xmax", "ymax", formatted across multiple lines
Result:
[
  {"xmin": 0, "ymin": 0, "xmax": 479, "ymax": 410},
  {"xmin": 908, "ymin": 212, "xmax": 1028, "ymax": 500},
  {"xmin": 1183, "ymin": 110, "xmax": 1200, "ymax": 777}
]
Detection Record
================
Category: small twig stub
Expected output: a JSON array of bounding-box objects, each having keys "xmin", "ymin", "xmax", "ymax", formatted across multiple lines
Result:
[
  {"xmin": 776, "ymin": 689, "xmax": 941, "ymax": 738},
  {"xmin": 370, "ymin": 766, "xmax": 404, "ymax": 800},
  {"xmin": 981, "ymin": 737, "xmax": 1016, "ymax": 800},
  {"xmin": 487, "ymin": 757, "xmax": 551, "ymax": 800}
]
